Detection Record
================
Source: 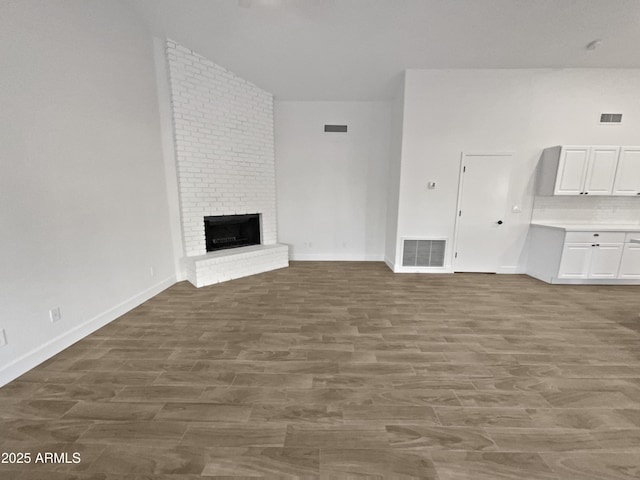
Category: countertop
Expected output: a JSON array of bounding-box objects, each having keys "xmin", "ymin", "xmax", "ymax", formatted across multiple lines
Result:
[{"xmin": 531, "ymin": 223, "xmax": 640, "ymax": 232}]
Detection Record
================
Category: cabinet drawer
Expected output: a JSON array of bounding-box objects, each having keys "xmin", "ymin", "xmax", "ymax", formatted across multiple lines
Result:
[
  {"xmin": 564, "ymin": 231, "xmax": 625, "ymax": 243},
  {"xmin": 624, "ymin": 232, "xmax": 640, "ymax": 243}
]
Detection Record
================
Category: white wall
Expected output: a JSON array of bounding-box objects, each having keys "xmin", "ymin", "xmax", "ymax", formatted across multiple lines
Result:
[
  {"xmin": 396, "ymin": 68, "xmax": 640, "ymax": 272},
  {"xmin": 166, "ymin": 40, "xmax": 278, "ymax": 258},
  {"xmin": 0, "ymin": 0, "xmax": 175, "ymax": 385},
  {"xmin": 153, "ymin": 37, "xmax": 186, "ymax": 281},
  {"xmin": 385, "ymin": 80, "xmax": 405, "ymax": 269},
  {"xmin": 275, "ymin": 102, "xmax": 392, "ymax": 260}
]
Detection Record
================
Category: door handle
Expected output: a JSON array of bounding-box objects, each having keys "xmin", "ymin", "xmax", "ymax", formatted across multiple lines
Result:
[{"xmin": 496, "ymin": 220, "xmax": 503, "ymax": 225}]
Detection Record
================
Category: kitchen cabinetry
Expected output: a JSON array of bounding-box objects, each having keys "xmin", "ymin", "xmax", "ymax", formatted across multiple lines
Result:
[
  {"xmin": 537, "ymin": 145, "xmax": 640, "ymax": 196},
  {"xmin": 547, "ymin": 146, "xmax": 589, "ymax": 195},
  {"xmin": 527, "ymin": 225, "xmax": 640, "ymax": 284},
  {"xmin": 618, "ymin": 235, "xmax": 640, "ymax": 279},
  {"xmin": 558, "ymin": 232, "xmax": 623, "ymax": 279},
  {"xmin": 557, "ymin": 243, "xmax": 591, "ymax": 278},
  {"xmin": 585, "ymin": 244, "xmax": 624, "ymax": 278},
  {"xmin": 584, "ymin": 147, "xmax": 620, "ymax": 195},
  {"xmin": 612, "ymin": 147, "xmax": 640, "ymax": 196}
]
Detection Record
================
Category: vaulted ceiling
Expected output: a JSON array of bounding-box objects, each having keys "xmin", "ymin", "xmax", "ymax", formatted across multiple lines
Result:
[{"xmin": 126, "ymin": 0, "xmax": 640, "ymax": 100}]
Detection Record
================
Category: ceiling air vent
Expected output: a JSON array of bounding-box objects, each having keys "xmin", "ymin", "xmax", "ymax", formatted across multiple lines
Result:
[
  {"xmin": 600, "ymin": 113, "xmax": 622, "ymax": 124},
  {"xmin": 324, "ymin": 125, "xmax": 348, "ymax": 133},
  {"xmin": 402, "ymin": 239, "xmax": 446, "ymax": 267}
]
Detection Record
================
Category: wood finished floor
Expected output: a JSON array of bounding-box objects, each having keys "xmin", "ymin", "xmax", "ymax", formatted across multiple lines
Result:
[{"xmin": 2, "ymin": 261, "xmax": 640, "ymax": 479}]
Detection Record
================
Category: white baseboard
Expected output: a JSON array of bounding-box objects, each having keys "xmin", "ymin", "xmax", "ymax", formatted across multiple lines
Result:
[
  {"xmin": 550, "ymin": 277, "xmax": 640, "ymax": 285},
  {"xmin": 393, "ymin": 266, "xmax": 453, "ymax": 274},
  {"xmin": 0, "ymin": 276, "xmax": 176, "ymax": 387},
  {"xmin": 384, "ymin": 257, "xmax": 395, "ymax": 272},
  {"xmin": 290, "ymin": 253, "xmax": 384, "ymax": 261},
  {"xmin": 497, "ymin": 266, "xmax": 522, "ymax": 274}
]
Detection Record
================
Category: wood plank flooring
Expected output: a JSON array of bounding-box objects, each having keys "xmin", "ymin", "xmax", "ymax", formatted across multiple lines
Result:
[{"xmin": 1, "ymin": 261, "xmax": 640, "ymax": 478}]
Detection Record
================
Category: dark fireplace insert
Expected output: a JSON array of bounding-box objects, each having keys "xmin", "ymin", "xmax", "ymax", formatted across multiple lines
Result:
[{"xmin": 204, "ymin": 214, "xmax": 261, "ymax": 252}]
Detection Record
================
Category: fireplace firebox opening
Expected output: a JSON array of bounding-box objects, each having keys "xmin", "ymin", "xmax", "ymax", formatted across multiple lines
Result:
[{"xmin": 204, "ymin": 214, "xmax": 261, "ymax": 252}]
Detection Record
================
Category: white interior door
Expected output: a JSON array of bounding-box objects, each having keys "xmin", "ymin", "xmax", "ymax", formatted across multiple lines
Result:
[{"xmin": 454, "ymin": 153, "xmax": 512, "ymax": 273}]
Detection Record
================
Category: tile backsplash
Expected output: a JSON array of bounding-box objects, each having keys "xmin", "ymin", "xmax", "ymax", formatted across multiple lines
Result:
[{"xmin": 532, "ymin": 196, "xmax": 640, "ymax": 225}]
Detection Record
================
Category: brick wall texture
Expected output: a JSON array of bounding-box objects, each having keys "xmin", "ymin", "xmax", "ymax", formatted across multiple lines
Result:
[{"xmin": 166, "ymin": 39, "xmax": 277, "ymax": 257}]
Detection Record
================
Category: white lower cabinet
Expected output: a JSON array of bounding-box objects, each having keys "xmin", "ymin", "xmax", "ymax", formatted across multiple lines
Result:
[
  {"xmin": 619, "ymin": 242, "xmax": 640, "ymax": 279},
  {"xmin": 527, "ymin": 225, "xmax": 640, "ymax": 284},
  {"xmin": 589, "ymin": 244, "xmax": 624, "ymax": 278},
  {"xmin": 558, "ymin": 244, "xmax": 591, "ymax": 279},
  {"xmin": 558, "ymin": 243, "xmax": 622, "ymax": 279}
]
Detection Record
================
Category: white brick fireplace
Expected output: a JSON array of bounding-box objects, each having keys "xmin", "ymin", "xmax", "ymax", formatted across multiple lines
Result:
[{"xmin": 166, "ymin": 40, "xmax": 288, "ymax": 287}]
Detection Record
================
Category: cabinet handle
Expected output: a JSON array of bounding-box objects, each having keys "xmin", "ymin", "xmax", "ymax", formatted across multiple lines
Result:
[
  {"xmin": 585, "ymin": 192, "xmax": 589, "ymax": 195},
  {"xmin": 594, "ymin": 234, "xmax": 599, "ymax": 237}
]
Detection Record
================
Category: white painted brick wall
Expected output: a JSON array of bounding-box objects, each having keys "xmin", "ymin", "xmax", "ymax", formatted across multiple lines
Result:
[
  {"xmin": 166, "ymin": 39, "xmax": 278, "ymax": 257},
  {"xmin": 184, "ymin": 244, "xmax": 289, "ymax": 287},
  {"xmin": 532, "ymin": 196, "xmax": 640, "ymax": 224}
]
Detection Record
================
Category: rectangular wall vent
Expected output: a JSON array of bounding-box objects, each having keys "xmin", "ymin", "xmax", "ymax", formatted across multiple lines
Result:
[
  {"xmin": 402, "ymin": 239, "xmax": 446, "ymax": 267},
  {"xmin": 324, "ymin": 124, "xmax": 348, "ymax": 133},
  {"xmin": 600, "ymin": 113, "xmax": 623, "ymax": 124}
]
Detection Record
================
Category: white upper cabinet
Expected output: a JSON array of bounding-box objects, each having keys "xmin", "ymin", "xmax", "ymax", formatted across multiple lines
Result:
[
  {"xmin": 554, "ymin": 146, "xmax": 589, "ymax": 195},
  {"xmin": 612, "ymin": 147, "xmax": 640, "ymax": 196},
  {"xmin": 583, "ymin": 146, "xmax": 620, "ymax": 195},
  {"xmin": 537, "ymin": 145, "xmax": 638, "ymax": 196}
]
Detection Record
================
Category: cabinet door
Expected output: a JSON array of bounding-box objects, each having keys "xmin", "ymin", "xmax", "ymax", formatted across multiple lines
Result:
[
  {"xmin": 584, "ymin": 146, "xmax": 620, "ymax": 195},
  {"xmin": 554, "ymin": 147, "xmax": 589, "ymax": 195},
  {"xmin": 588, "ymin": 243, "xmax": 623, "ymax": 278},
  {"xmin": 558, "ymin": 243, "xmax": 591, "ymax": 278},
  {"xmin": 612, "ymin": 147, "xmax": 640, "ymax": 196},
  {"xmin": 618, "ymin": 243, "xmax": 640, "ymax": 279}
]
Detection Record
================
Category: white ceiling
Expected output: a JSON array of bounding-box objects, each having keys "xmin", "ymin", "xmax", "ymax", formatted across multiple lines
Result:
[{"xmin": 126, "ymin": 0, "xmax": 640, "ymax": 101}]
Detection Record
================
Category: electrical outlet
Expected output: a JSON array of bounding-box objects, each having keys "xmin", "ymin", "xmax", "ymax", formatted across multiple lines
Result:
[
  {"xmin": 0, "ymin": 328, "xmax": 7, "ymax": 348},
  {"xmin": 49, "ymin": 307, "xmax": 62, "ymax": 323}
]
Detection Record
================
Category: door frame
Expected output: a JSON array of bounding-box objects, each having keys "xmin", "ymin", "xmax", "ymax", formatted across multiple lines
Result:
[{"xmin": 452, "ymin": 151, "xmax": 514, "ymax": 272}]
